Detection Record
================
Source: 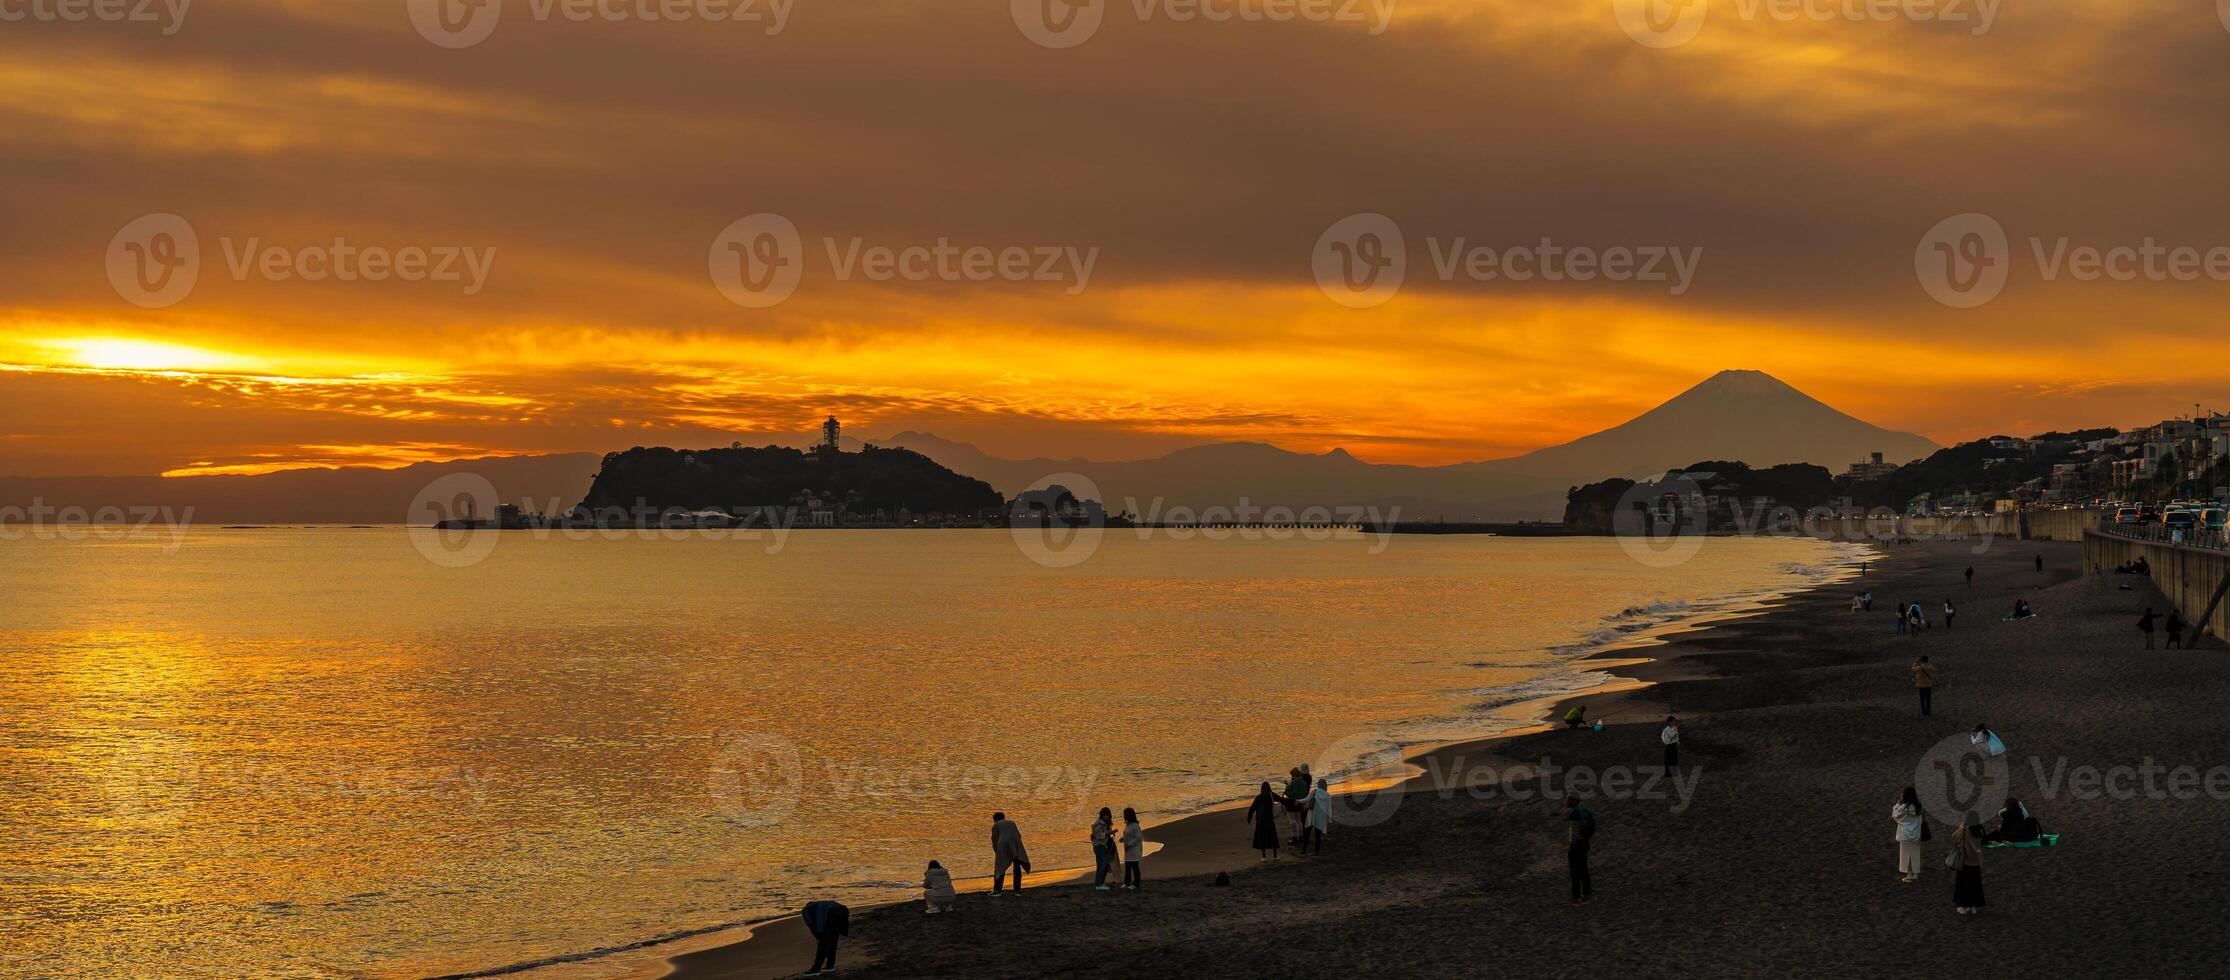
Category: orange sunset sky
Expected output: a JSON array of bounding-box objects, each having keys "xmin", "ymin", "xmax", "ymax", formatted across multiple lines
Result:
[{"xmin": 4, "ymin": 0, "xmax": 2228, "ymax": 478}]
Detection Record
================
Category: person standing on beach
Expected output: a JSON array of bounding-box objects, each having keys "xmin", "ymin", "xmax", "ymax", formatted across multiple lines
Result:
[
  {"xmin": 2139, "ymin": 607, "xmax": 2158, "ymax": 650},
  {"xmin": 1949, "ymin": 816, "xmax": 1986, "ymax": 914},
  {"xmin": 1965, "ymin": 566, "xmax": 1975, "ymax": 588},
  {"xmin": 1090, "ymin": 807, "xmax": 1116, "ymax": 891},
  {"xmin": 1303, "ymin": 778, "xmax": 1331, "ymax": 855},
  {"xmin": 1565, "ymin": 796, "xmax": 1595, "ymax": 905},
  {"xmin": 1944, "ymin": 599, "xmax": 1956, "ymax": 631},
  {"xmin": 802, "ymin": 899, "xmax": 849, "ymax": 975},
  {"xmin": 2035, "ymin": 554, "xmax": 2045, "ymax": 574},
  {"xmin": 1913, "ymin": 656, "xmax": 1935, "ymax": 717},
  {"xmin": 1282, "ymin": 765, "xmax": 1313, "ymax": 844},
  {"xmin": 1892, "ymin": 788, "xmax": 1926, "ymax": 883},
  {"xmin": 1120, "ymin": 807, "xmax": 1144, "ymax": 889},
  {"xmin": 2166, "ymin": 611, "xmax": 2187, "ymax": 649},
  {"xmin": 1660, "ymin": 716, "xmax": 1680, "ymax": 774},
  {"xmin": 1246, "ymin": 782, "xmax": 1282, "ymax": 861},
  {"xmin": 990, "ymin": 812, "xmax": 1030, "ymax": 895},
  {"xmin": 1896, "ymin": 605, "xmax": 1909, "ymax": 636}
]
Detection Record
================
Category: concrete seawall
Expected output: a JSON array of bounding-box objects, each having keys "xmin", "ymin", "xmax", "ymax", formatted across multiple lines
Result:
[{"xmin": 2085, "ymin": 529, "xmax": 2230, "ymax": 642}]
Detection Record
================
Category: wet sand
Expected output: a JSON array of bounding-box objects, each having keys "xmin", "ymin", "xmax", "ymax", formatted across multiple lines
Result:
[{"xmin": 662, "ymin": 538, "xmax": 2230, "ymax": 977}]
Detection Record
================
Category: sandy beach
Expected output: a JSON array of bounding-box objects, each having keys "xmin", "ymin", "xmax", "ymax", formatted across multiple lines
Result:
[{"xmin": 660, "ymin": 537, "xmax": 2228, "ymax": 978}]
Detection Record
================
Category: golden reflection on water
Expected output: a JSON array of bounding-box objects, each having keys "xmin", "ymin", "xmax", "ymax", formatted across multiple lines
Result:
[{"xmin": 0, "ymin": 529, "xmax": 1849, "ymax": 978}]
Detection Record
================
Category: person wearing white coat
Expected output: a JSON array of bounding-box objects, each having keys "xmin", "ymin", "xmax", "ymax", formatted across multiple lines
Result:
[
  {"xmin": 1302, "ymin": 779, "xmax": 1332, "ymax": 855},
  {"xmin": 1893, "ymin": 787, "xmax": 1926, "ymax": 883}
]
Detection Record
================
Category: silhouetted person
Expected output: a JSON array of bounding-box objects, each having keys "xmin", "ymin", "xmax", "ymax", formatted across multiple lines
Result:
[
  {"xmin": 990, "ymin": 812, "xmax": 1030, "ymax": 894},
  {"xmin": 1246, "ymin": 782, "xmax": 1281, "ymax": 860},
  {"xmin": 1965, "ymin": 566, "xmax": 1974, "ymax": 588},
  {"xmin": 1950, "ymin": 817, "xmax": 1986, "ymax": 914},
  {"xmin": 1121, "ymin": 807, "xmax": 1144, "ymax": 888},
  {"xmin": 2166, "ymin": 611, "xmax": 2187, "ymax": 649},
  {"xmin": 2035, "ymin": 554, "xmax": 2044, "ymax": 574},
  {"xmin": 2139, "ymin": 608, "xmax": 2158, "ymax": 650},
  {"xmin": 1913, "ymin": 656, "xmax": 1935, "ymax": 717},
  {"xmin": 1944, "ymin": 599, "xmax": 1956, "ymax": 631},
  {"xmin": 1660, "ymin": 716, "xmax": 1680, "ymax": 774},
  {"xmin": 802, "ymin": 900, "xmax": 849, "ymax": 975},
  {"xmin": 1565, "ymin": 795, "xmax": 1595, "ymax": 905}
]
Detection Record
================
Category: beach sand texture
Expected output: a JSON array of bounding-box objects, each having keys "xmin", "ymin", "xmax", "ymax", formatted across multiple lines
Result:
[{"xmin": 662, "ymin": 539, "xmax": 2230, "ymax": 978}]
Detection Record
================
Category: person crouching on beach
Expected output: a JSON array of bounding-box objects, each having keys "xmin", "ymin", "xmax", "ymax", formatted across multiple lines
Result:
[
  {"xmin": 1563, "ymin": 704, "xmax": 1587, "ymax": 729},
  {"xmin": 1121, "ymin": 808, "xmax": 1144, "ymax": 889},
  {"xmin": 1659, "ymin": 716, "xmax": 1679, "ymax": 774},
  {"xmin": 1949, "ymin": 816, "xmax": 1986, "ymax": 914},
  {"xmin": 1303, "ymin": 778, "xmax": 1331, "ymax": 855},
  {"xmin": 922, "ymin": 860, "xmax": 956, "ymax": 914},
  {"xmin": 1091, "ymin": 807, "xmax": 1117, "ymax": 891},
  {"xmin": 1247, "ymin": 782, "xmax": 1282, "ymax": 861},
  {"xmin": 990, "ymin": 812, "xmax": 1030, "ymax": 895},
  {"xmin": 802, "ymin": 899, "xmax": 849, "ymax": 975},
  {"xmin": 1892, "ymin": 788, "xmax": 1925, "ymax": 883},
  {"xmin": 1565, "ymin": 795, "xmax": 1595, "ymax": 906}
]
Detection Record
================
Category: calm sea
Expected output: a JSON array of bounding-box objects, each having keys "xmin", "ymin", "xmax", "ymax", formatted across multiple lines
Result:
[{"xmin": 0, "ymin": 528, "xmax": 1858, "ymax": 978}]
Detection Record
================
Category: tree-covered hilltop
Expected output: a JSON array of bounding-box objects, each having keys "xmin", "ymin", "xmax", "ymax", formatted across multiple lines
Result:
[
  {"xmin": 575, "ymin": 444, "xmax": 1003, "ymax": 519},
  {"xmin": 1563, "ymin": 461, "xmax": 1837, "ymax": 533}
]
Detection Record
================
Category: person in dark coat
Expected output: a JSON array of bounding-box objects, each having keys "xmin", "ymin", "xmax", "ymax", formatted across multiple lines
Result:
[
  {"xmin": 1565, "ymin": 795, "xmax": 1596, "ymax": 905},
  {"xmin": 2166, "ymin": 611, "xmax": 2187, "ymax": 649},
  {"xmin": 802, "ymin": 900, "xmax": 849, "ymax": 975},
  {"xmin": 1245, "ymin": 782, "xmax": 1281, "ymax": 860},
  {"xmin": 2139, "ymin": 607, "xmax": 2158, "ymax": 650}
]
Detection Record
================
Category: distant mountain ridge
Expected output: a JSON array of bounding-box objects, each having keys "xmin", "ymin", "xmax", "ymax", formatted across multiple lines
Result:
[{"xmin": 885, "ymin": 371, "xmax": 1937, "ymax": 520}]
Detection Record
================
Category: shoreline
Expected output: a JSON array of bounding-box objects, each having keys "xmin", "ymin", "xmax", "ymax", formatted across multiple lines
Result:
[{"xmin": 639, "ymin": 539, "xmax": 1871, "ymax": 979}]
